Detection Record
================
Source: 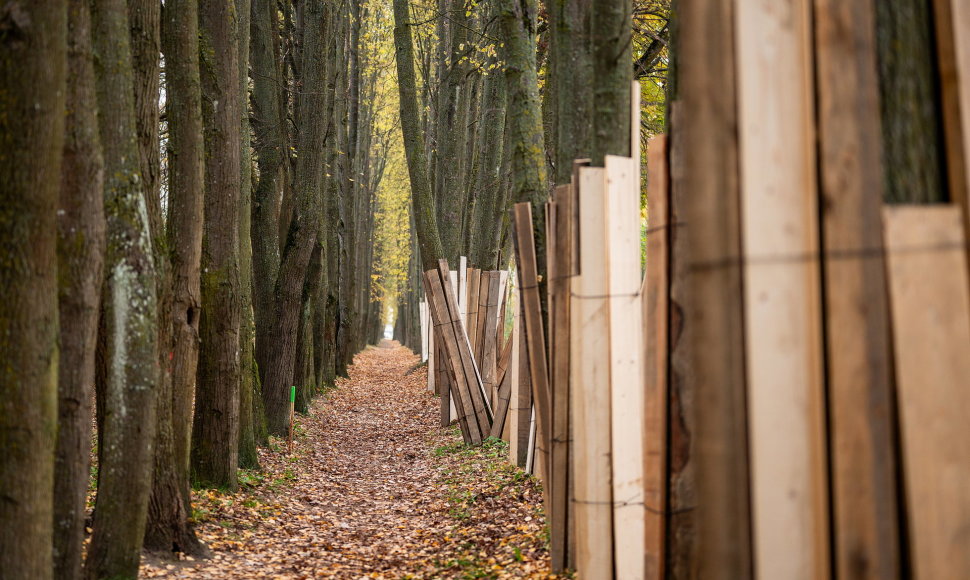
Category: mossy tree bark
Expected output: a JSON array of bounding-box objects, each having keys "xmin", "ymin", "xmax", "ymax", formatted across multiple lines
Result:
[
  {"xmin": 260, "ymin": 0, "xmax": 331, "ymax": 436},
  {"xmin": 236, "ymin": 0, "xmax": 261, "ymax": 471},
  {"xmin": 0, "ymin": 2, "xmax": 66, "ymax": 578},
  {"xmin": 548, "ymin": 0, "xmax": 593, "ymax": 185},
  {"xmin": 874, "ymin": 0, "xmax": 948, "ymax": 203},
  {"xmin": 86, "ymin": 0, "xmax": 161, "ymax": 576},
  {"xmin": 145, "ymin": 0, "xmax": 208, "ymax": 556},
  {"xmin": 468, "ymin": 71, "xmax": 509, "ymax": 269},
  {"xmin": 393, "ymin": 0, "xmax": 445, "ymax": 271},
  {"xmin": 193, "ymin": 0, "xmax": 242, "ymax": 490},
  {"xmin": 53, "ymin": 2, "xmax": 106, "ymax": 577},
  {"xmin": 591, "ymin": 0, "xmax": 633, "ymax": 163}
]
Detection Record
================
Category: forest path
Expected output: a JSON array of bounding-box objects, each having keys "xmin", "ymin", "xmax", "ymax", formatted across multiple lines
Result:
[{"xmin": 142, "ymin": 342, "xmax": 552, "ymax": 579}]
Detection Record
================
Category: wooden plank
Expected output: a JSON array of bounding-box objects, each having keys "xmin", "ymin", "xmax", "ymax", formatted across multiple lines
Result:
[
  {"xmin": 570, "ymin": 167, "xmax": 614, "ymax": 579},
  {"xmin": 547, "ymin": 187, "xmax": 572, "ymax": 572},
  {"xmin": 440, "ymin": 261, "xmax": 492, "ymax": 433},
  {"xmin": 813, "ymin": 1, "xmax": 902, "ymax": 576},
  {"xmin": 424, "ymin": 271, "xmax": 479, "ymax": 443},
  {"xmin": 642, "ymin": 136, "xmax": 669, "ymax": 579},
  {"xmin": 512, "ymin": 203, "xmax": 552, "ymax": 480},
  {"xmin": 605, "ymin": 154, "xmax": 646, "ymax": 580},
  {"xmin": 475, "ymin": 270, "xmax": 490, "ymax": 376},
  {"xmin": 488, "ymin": 335, "xmax": 515, "ymax": 439},
  {"xmin": 884, "ymin": 205, "xmax": 970, "ymax": 580},
  {"xmin": 509, "ymin": 293, "xmax": 532, "ymax": 467},
  {"xmin": 940, "ymin": 0, "xmax": 970, "ymax": 260},
  {"xmin": 483, "ymin": 272, "xmax": 501, "ymax": 407},
  {"xmin": 420, "ymin": 300, "xmax": 429, "ymax": 362},
  {"xmin": 466, "ymin": 268, "xmax": 481, "ymax": 358},
  {"xmin": 736, "ymin": 0, "xmax": 829, "ymax": 577}
]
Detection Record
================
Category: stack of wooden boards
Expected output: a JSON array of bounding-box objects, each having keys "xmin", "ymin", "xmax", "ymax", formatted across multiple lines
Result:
[{"xmin": 421, "ymin": 262, "xmax": 526, "ymax": 447}]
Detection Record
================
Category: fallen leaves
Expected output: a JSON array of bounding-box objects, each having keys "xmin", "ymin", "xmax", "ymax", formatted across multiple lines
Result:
[{"xmin": 140, "ymin": 341, "xmax": 562, "ymax": 579}]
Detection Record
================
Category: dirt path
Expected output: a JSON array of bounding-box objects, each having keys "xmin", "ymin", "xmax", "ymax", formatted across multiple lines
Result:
[{"xmin": 142, "ymin": 342, "xmax": 553, "ymax": 579}]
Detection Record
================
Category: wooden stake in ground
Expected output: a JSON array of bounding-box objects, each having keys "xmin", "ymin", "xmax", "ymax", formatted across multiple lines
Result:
[{"xmin": 288, "ymin": 386, "xmax": 296, "ymax": 453}]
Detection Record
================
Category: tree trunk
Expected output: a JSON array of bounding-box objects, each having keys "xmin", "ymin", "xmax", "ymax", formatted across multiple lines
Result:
[
  {"xmin": 53, "ymin": 2, "xmax": 105, "ymax": 577},
  {"xmin": 874, "ymin": 0, "xmax": 948, "ymax": 203},
  {"xmin": 393, "ymin": 0, "xmax": 445, "ymax": 271},
  {"xmin": 548, "ymin": 0, "xmax": 593, "ymax": 185},
  {"xmin": 468, "ymin": 72, "xmax": 508, "ymax": 269},
  {"xmin": 86, "ymin": 0, "xmax": 160, "ymax": 576},
  {"xmin": 193, "ymin": 0, "xmax": 242, "ymax": 490},
  {"xmin": 261, "ymin": 0, "xmax": 331, "ymax": 435},
  {"xmin": 495, "ymin": 0, "xmax": 549, "ymax": 274},
  {"xmin": 145, "ymin": 0, "xmax": 209, "ymax": 557},
  {"xmin": 591, "ymin": 0, "xmax": 633, "ymax": 163},
  {"xmin": 237, "ymin": 0, "xmax": 260, "ymax": 471},
  {"xmin": 0, "ymin": 2, "xmax": 66, "ymax": 578},
  {"xmin": 250, "ymin": 0, "xmax": 285, "ymax": 381}
]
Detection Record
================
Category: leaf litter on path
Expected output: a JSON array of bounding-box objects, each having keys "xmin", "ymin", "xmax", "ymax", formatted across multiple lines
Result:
[{"xmin": 141, "ymin": 341, "xmax": 559, "ymax": 579}]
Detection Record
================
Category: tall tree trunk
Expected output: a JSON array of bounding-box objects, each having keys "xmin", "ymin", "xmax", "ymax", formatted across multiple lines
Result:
[
  {"xmin": 393, "ymin": 0, "xmax": 445, "ymax": 271},
  {"xmin": 261, "ymin": 0, "xmax": 331, "ymax": 435},
  {"xmin": 146, "ymin": 0, "xmax": 208, "ymax": 556},
  {"xmin": 193, "ymin": 0, "xmax": 242, "ymax": 490},
  {"xmin": 590, "ymin": 0, "xmax": 633, "ymax": 163},
  {"xmin": 0, "ymin": 2, "xmax": 67, "ymax": 578},
  {"xmin": 548, "ymin": 0, "xmax": 593, "ymax": 185},
  {"xmin": 53, "ymin": 2, "xmax": 105, "ymax": 577},
  {"xmin": 237, "ymin": 0, "xmax": 260, "ymax": 470},
  {"xmin": 495, "ymin": 0, "xmax": 549, "ymax": 273},
  {"xmin": 875, "ymin": 0, "xmax": 948, "ymax": 203},
  {"xmin": 86, "ymin": 0, "xmax": 160, "ymax": 576},
  {"xmin": 468, "ymin": 72, "xmax": 508, "ymax": 269},
  {"xmin": 250, "ymin": 0, "xmax": 285, "ymax": 381}
]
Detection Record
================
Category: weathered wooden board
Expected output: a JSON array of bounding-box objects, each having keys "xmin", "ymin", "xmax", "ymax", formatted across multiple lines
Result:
[
  {"xmin": 483, "ymin": 272, "xmax": 501, "ymax": 407},
  {"xmin": 643, "ymin": 135, "xmax": 670, "ymax": 579},
  {"xmin": 489, "ymin": 335, "xmax": 515, "ymax": 439},
  {"xmin": 884, "ymin": 205, "xmax": 970, "ymax": 580},
  {"xmin": 813, "ymin": 1, "xmax": 902, "ymax": 576},
  {"xmin": 940, "ymin": 0, "xmax": 970, "ymax": 255},
  {"xmin": 548, "ymin": 185, "xmax": 573, "ymax": 572},
  {"xmin": 605, "ymin": 155, "xmax": 646, "ymax": 580},
  {"xmin": 736, "ymin": 0, "xmax": 829, "ymax": 576},
  {"xmin": 570, "ymin": 167, "xmax": 614, "ymax": 578},
  {"xmin": 509, "ymin": 293, "xmax": 532, "ymax": 467},
  {"xmin": 512, "ymin": 203, "xmax": 552, "ymax": 480},
  {"xmin": 425, "ymin": 271, "xmax": 478, "ymax": 443}
]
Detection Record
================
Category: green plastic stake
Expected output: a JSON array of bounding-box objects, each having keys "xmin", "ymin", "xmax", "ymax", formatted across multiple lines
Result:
[{"xmin": 290, "ymin": 386, "xmax": 296, "ymax": 403}]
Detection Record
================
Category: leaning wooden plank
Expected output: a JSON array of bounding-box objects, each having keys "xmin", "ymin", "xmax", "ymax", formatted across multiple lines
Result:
[
  {"xmin": 884, "ymin": 205, "xmax": 970, "ymax": 580},
  {"xmin": 605, "ymin": 155, "xmax": 646, "ymax": 580},
  {"xmin": 475, "ymin": 270, "xmax": 491, "ymax": 379},
  {"xmin": 512, "ymin": 203, "xmax": 552, "ymax": 480},
  {"xmin": 466, "ymin": 268, "xmax": 481, "ymax": 357},
  {"xmin": 425, "ymin": 271, "xmax": 479, "ymax": 443},
  {"xmin": 483, "ymin": 272, "xmax": 501, "ymax": 407},
  {"xmin": 570, "ymin": 167, "xmax": 614, "ymax": 579},
  {"xmin": 736, "ymin": 0, "xmax": 829, "ymax": 576},
  {"xmin": 427, "ymin": 306, "xmax": 436, "ymax": 394},
  {"xmin": 813, "ymin": 1, "xmax": 902, "ymax": 576},
  {"xmin": 420, "ymin": 301, "xmax": 429, "ymax": 362},
  {"xmin": 940, "ymin": 0, "xmax": 970, "ymax": 259},
  {"xmin": 439, "ymin": 261, "xmax": 493, "ymax": 434},
  {"xmin": 459, "ymin": 255, "xmax": 468, "ymax": 319},
  {"xmin": 549, "ymin": 184, "xmax": 574, "ymax": 572},
  {"xmin": 642, "ymin": 135, "xmax": 670, "ymax": 579},
  {"xmin": 509, "ymin": 294, "xmax": 532, "ymax": 467},
  {"xmin": 489, "ymin": 351, "xmax": 514, "ymax": 439}
]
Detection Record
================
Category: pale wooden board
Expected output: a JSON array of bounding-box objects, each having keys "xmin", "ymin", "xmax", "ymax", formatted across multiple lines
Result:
[
  {"xmin": 459, "ymin": 255, "xmax": 468, "ymax": 320},
  {"xmin": 884, "ymin": 205, "xmax": 970, "ymax": 580},
  {"xmin": 509, "ymin": 292, "xmax": 532, "ymax": 467},
  {"xmin": 420, "ymin": 301, "xmax": 429, "ymax": 362},
  {"xmin": 425, "ymin": 271, "xmax": 477, "ymax": 443},
  {"xmin": 736, "ymin": 0, "xmax": 829, "ymax": 576},
  {"xmin": 813, "ymin": 1, "xmax": 902, "ymax": 575},
  {"xmin": 605, "ymin": 155, "xmax": 646, "ymax": 580},
  {"xmin": 643, "ymin": 136, "xmax": 669, "ymax": 579},
  {"xmin": 570, "ymin": 167, "xmax": 614, "ymax": 579}
]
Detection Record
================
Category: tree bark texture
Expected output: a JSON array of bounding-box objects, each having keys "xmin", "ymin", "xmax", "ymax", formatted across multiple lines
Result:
[
  {"xmin": 0, "ymin": 2, "xmax": 67, "ymax": 578},
  {"xmin": 548, "ymin": 0, "xmax": 593, "ymax": 185},
  {"xmin": 261, "ymin": 0, "xmax": 330, "ymax": 435},
  {"xmin": 591, "ymin": 0, "xmax": 633, "ymax": 163},
  {"xmin": 87, "ymin": 0, "xmax": 161, "ymax": 576},
  {"xmin": 393, "ymin": 0, "xmax": 445, "ymax": 271},
  {"xmin": 193, "ymin": 0, "xmax": 242, "ymax": 490},
  {"xmin": 53, "ymin": 2, "xmax": 105, "ymax": 577}
]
